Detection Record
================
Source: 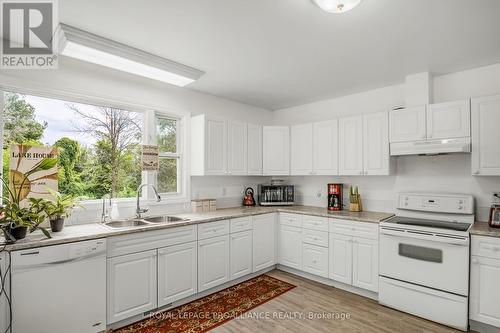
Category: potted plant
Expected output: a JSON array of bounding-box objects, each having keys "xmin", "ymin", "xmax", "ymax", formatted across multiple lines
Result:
[
  {"xmin": 44, "ymin": 189, "xmax": 79, "ymax": 232},
  {"xmin": 0, "ymin": 197, "xmax": 52, "ymax": 242},
  {"xmin": 0, "ymin": 172, "xmax": 53, "ymax": 242}
]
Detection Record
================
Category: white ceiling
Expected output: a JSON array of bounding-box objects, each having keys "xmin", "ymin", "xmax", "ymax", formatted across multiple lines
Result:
[{"xmin": 60, "ymin": 0, "xmax": 500, "ymax": 110}]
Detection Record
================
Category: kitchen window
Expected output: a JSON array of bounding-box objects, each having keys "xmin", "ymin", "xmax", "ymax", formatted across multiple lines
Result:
[
  {"xmin": 0, "ymin": 91, "xmax": 188, "ymax": 204},
  {"xmin": 156, "ymin": 116, "xmax": 181, "ymax": 194}
]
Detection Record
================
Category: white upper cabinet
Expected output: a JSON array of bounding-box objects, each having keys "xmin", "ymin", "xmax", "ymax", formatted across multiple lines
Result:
[
  {"xmin": 192, "ymin": 115, "xmax": 262, "ymax": 176},
  {"xmin": 427, "ymin": 100, "xmax": 470, "ymax": 140},
  {"xmin": 313, "ymin": 119, "xmax": 339, "ymax": 175},
  {"xmin": 363, "ymin": 111, "xmax": 390, "ymax": 175},
  {"xmin": 263, "ymin": 126, "xmax": 290, "ymax": 176},
  {"xmin": 339, "ymin": 116, "xmax": 364, "ymax": 175},
  {"xmin": 291, "ymin": 123, "xmax": 313, "ymax": 175},
  {"xmin": 191, "ymin": 115, "xmax": 226, "ymax": 175},
  {"xmin": 227, "ymin": 121, "xmax": 248, "ymax": 175},
  {"xmin": 471, "ymin": 95, "xmax": 500, "ymax": 176},
  {"xmin": 205, "ymin": 118, "xmax": 227, "ymax": 175},
  {"xmin": 389, "ymin": 106, "xmax": 427, "ymax": 142},
  {"xmin": 247, "ymin": 124, "xmax": 263, "ymax": 175}
]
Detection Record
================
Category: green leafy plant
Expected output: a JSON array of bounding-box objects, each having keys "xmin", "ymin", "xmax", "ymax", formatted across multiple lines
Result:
[
  {"xmin": 44, "ymin": 189, "xmax": 80, "ymax": 221},
  {"xmin": 0, "ymin": 174, "xmax": 52, "ymax": 242}
]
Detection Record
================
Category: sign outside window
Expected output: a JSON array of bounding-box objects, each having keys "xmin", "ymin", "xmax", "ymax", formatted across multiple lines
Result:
[
  {"xmin": 9, "ymin": 144, "xmax": 59, "ymax": 205},
  {"xmin": 141, "ymin": 145, "xmax": 159, "ymax": 171}
]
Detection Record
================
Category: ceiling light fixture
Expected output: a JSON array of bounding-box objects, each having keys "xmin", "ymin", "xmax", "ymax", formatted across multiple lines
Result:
[
  {"xmin": 57, "ymin": 24, "xmax": 204, "ymax": 87},
  {"xmin": 312, "ymin": 0, "xmax": 362, "ymax": 13}
]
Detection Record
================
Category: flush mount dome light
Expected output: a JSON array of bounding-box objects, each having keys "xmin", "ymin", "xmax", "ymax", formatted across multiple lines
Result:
[
  {"xmin": 312, "ymin": 0, "xmax": 362, "ymax": 13},
  {"xmin": 56, "ymin": 23, "xmax": 204, "ymax": 87}
]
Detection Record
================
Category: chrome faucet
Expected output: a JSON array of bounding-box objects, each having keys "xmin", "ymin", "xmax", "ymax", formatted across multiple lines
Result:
[
  {"xmin": 136, "ymin": 184, "xmax": 161, "ymax": 218},
  {"xmin": 101, "ymin": 193, "xmax": 112, "ymax": 223}
]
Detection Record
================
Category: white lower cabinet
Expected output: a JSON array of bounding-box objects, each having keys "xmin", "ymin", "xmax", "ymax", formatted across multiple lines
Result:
[
  {"xmin": 352, "ymin": 237, "xmax": 378, "ymax": 292},
  {"xmin": 158, "ymin": 242, "xmax": 197, "ymax": 307},
  {"xmin": 470, "ymin": 235, "xmax": 500, "ymax": 327},
  {"xmin": 107, "ymin": 250, "xmax": 157, "ymax": 324},
  {"xmin": 253, "ymin": 214, "xmax": 277, "ymax": 272},
  {"xmin": 329, "ymin": 233, "xmax": 353, "ymax": 285},
  {"xmin": 278, "ymin": 224, "xmax": 302, "ymax": 269},
  {"xmin": 302, "ymin": 243, "xmax": 328, "ymax": 278},
  {"xmin": 230, "ymin": 230, "xmax": 253, "ymax": 280},
  {"xmin": 198, "ymin": 235, "xmax": 230, "ymax": 292}
]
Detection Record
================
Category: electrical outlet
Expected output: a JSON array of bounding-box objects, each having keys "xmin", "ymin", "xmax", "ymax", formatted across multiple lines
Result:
[
  {"xmin": 316, "ymin": 190, "xmax": 322, "ymax": 198},
  {"xmin": 222, "ymin": 187, "xmax": 227, "ymax": 197}
]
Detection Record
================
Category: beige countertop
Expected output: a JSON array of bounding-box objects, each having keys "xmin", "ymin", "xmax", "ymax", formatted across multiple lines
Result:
[
  {"xmin": 470, "ymin": 222, "xmax": 500, "ymax": 238},
  {"xmin": 1, "ymin": 205, "xmax": 394, "ymax": 251}
]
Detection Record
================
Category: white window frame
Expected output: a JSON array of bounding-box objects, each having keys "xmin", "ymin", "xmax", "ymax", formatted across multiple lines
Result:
[{"xmin": 0, "ymin": 88, "xmax": 190, "ymax": 209}]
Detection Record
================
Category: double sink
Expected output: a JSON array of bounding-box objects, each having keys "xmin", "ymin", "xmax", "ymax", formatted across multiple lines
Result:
[{"xmin": 103, "ymin": 215, "xmax": 189, "ymax": 229}]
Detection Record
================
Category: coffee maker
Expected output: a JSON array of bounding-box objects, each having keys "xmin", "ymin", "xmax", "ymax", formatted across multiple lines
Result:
[
  {"xmin": 489, "ymin": 193, "xmax": 500, "ymax": 228},
  {"xmin": 328, "ymin": 184, "xmax": 343, "ymax": 211}
]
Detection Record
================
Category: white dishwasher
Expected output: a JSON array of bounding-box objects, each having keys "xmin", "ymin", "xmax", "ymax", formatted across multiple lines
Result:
[{"xmin": 11, "ymin": 239, "xmax": 106, "ymax": 333}]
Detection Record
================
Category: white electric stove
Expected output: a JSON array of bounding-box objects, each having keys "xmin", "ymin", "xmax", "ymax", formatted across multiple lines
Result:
[{"xmin": 379, "ymin": 192, "xmax": 474, "ymax": 331}]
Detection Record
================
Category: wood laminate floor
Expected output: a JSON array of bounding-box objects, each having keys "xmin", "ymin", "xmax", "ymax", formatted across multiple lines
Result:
[{"xmin": 213, "ymin": 270, "xmax": 473, "ymax": 333}]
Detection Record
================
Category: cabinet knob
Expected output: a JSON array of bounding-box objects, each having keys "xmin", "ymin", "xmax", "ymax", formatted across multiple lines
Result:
[
  {"xmin": 313, "ymin": 260, "xmax": 317, "ymax": 264},
  {"xmin": 473, "ymin": 170, "xmax": 480, "ymax": 175},
  {"xmin": 471, "ymin": 257, "xmax": 479, "ymax": 264},
  {"xmin": 359, "ymin": 171, "xmax": 363, "ymax": 175}
]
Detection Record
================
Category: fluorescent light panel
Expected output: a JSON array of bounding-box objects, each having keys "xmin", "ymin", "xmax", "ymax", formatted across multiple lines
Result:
[{"xmin": 58, "ymin": 24, "xmax": 204, "ymax": 87}]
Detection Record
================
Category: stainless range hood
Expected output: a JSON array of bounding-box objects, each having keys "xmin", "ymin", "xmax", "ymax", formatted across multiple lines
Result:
[{"xmin": 390, "ymin": 137, "xmax": 471, "ymax": 156}]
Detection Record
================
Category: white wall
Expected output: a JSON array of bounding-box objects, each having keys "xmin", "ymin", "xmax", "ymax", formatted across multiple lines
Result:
[
  {"xmin": 0, "ymin": 57, "xmax": 273, "ymax": 224},
  {"xmin": 273, "ymin": 63, "xmax": 500, "ymax": 221}
]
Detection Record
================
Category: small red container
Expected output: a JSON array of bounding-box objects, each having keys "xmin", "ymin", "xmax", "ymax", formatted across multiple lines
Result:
[{"xmin": 328, "ymin": 183, "xmax": 343, "ymax": 211}]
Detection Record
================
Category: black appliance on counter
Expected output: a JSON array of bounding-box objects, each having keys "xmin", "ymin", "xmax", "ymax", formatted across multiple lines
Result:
[{"xmin": 258, "ymin": 184, "xmax": 294, "ymax": 206}]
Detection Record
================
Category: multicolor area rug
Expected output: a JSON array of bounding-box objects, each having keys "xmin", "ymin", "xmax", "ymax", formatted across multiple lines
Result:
[{"xmin": 112, "ymin": 274, "xmax": 296, "ymax": 333}]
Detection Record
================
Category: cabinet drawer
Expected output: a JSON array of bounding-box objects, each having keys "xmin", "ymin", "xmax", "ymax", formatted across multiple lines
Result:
[
  {"xmin": 472, "ymin": 235, "xmax": 500, "ymax": 260},
  {"xmin": 279, "ymin": 213, "xmax": 302, "ymax": 228},
  {"xmin": 198, "ymin": 220, "xmax": 230, "ymax": 240},
  {"xmin": 230, "ymin": 216, "xmax": 252, "ymax": 233},
  {"xmin": 302, "ymin": 229, "xmax": 328, "ymax": 247},
  {"xmin": 107, "ymin": 225, "xmax": 197, "ymax": 258},
  {"xmin": 302, "ymin": 243, "xmax": 329, "ymax": 278},
  {"xmin": 329, "ymin": 219, "xmax": 378, "ymax": 240},
  {"xmin": 302, "ymin": 216, "xmax": 329, "ymax": 232}
]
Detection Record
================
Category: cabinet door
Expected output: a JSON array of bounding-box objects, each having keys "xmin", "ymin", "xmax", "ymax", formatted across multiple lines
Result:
[
  {"xmin": 363, "ymin": 111, "xmax": 390, "ymax": 175},
  {"xmin": 230, "ymin": 230, "xmax": 253, "ymax": 280},
  {"xmin": 470, "ymin": 256, "xmax": 500, "ymax": 327},
  {"xmin": 389, "ymin": 106, "xmax": 426, "ymax": 142},
  {"xmin": 313, "ymin": 119, "xmax": 339, "ymax": 175},
  {"xmin": 253, "ymin": 214, "xmax": 277, "ymax": 272},
  {"xmin": 352, "ymin": 237, "xmax": 378, "ymax": 292},
  {"xmin": 107, "ymin": 250, "xmax": 157, "ymax": 324},
  {"xmin": 278, "ymin": 224, "xmax": 302, "ymax": 269},
  {"xmin": 329, "ymin": 233, "xmax": 352, "ymax": 285},
  {"xmin": 206, "ymin": 118, "xmax": 227, "ymax": 175},
  {"xmin": 158, "ymin": 242, "xmax": 197, "ymax": 307},
  {"xmin": 427, "ymin": 100, "xmax": 470, "ymax": 140},
  {"xmin": 263, "ymin": 126, "xmax": 290, "ymax": 175},
  {"xmin": 290, "ymin": 123, "xmax": 313, "ymax": 175},
  {"xmin": 339, "ymin": 116, "xmax": 363, "ymax": 176},
  {"xmin": 227, "ymin": 121, "xmax": 247, "ymax": 175},
  {"xmin": 198, "ymin": 235, "xmax": 230, "ymax": 292},
  {"xmin": 471, "ymin": 95, "xmax": 500, "ymax": 176},
  {"xmin": 302, "ymin": 243, "xmax": 329, "ymax": 278},
  {"xmin": 247, "ymin": 124, "xmax": 263, "ymax": 175}
]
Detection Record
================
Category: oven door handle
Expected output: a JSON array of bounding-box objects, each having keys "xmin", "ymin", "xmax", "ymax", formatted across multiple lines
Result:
[{"xmin": 380, "ymin": 227, "xmax": 469, "ymax": 246}]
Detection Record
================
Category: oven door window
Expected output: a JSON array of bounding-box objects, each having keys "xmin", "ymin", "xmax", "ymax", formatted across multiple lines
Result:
[{"xmin": 398, "ymin": 243, "xmax": 443, "ymax": 263}]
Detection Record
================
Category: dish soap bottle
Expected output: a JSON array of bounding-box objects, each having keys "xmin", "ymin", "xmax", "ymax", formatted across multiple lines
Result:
[{"xmin": 110, "ymin": 202, "xmax": 120, "ymax": 220}]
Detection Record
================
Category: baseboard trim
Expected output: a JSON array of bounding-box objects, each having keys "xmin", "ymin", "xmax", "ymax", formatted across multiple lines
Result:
[
  {"xmin": 469, "ymin": 320, "xmax": 500, "ymax": 333},
  {"xmin": 276, "ymin": 265, "xmax": 378, "ymax": 301}
]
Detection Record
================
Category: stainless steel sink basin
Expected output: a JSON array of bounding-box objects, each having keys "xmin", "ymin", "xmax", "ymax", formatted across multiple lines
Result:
[
  {"xmin": 103, "ymin": 219, "xmax": 150, "ymax": 228},
  {"xmin": 142, "ymin": 216, "xmax": 189, "ymax": 223}
]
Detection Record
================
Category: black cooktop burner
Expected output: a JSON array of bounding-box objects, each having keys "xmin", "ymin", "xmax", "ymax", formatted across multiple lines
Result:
[{"xmin": 387, "ymin": 216, "xmax": 470, "ymax": 232}]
